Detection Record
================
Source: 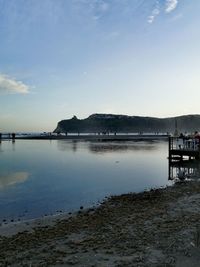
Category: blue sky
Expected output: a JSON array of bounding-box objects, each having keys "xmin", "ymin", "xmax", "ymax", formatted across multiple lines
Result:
[{"xmin": 0, "ymin": 0, "xmax": 200, "ymax": 131}]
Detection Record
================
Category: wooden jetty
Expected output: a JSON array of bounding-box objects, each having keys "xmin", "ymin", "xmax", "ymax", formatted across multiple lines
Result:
[{"xmin": 169, "ymin": 136, "xmax": 200, "ymax": 161}]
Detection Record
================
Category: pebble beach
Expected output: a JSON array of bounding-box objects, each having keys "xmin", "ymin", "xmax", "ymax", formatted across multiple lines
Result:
[{"xmin": 1, "ymin": 181, "xmax": 200, "ymax": 266}]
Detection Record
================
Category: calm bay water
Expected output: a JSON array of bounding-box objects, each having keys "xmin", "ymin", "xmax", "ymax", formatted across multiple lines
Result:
[{"xmin": 0, "ymin": 140, "xmax": 170, "ymax": 221}]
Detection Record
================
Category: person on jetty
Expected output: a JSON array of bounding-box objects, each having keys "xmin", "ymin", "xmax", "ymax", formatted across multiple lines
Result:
[
  {"xmin": 194, "ymin": 131, "xmax": 200, "ymax": 139},
  {"xmin": 177, "ymin": 132, "xmax": 200, "ymax": 150},
  {"xmin": 194, "ymin": 131, "xmax": 200, "ymax": 148},
  {"xmin": 177, "ymin": 133, "xmax": 185, "ymax": 149}
]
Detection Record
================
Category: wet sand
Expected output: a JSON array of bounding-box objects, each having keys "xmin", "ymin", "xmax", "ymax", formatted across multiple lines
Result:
[{"xmin": 1, "ymin": 180, "xmax": 200, "ymax": 266}]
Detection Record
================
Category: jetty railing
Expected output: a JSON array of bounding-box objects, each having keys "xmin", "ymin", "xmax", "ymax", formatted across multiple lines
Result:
[
  {"xmin": 169, "ymin": 137, "xmax": 199, "ymax": 151},
  {"xmin": 169, "ymin": 136, "xmax": 200, "ymax": 160}
]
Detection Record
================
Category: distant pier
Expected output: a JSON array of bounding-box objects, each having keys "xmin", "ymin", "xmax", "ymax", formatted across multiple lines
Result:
[
  {"xmin": 0, "ymin": 132, "xmax": 169, "ymax": 141},
  {"xmin": 0, "ymin": 133, "xmax": 16, "ymax": 141},
  {"xmin": 15, "ymin": 133, "xmax": 169, "ymax": 141}
]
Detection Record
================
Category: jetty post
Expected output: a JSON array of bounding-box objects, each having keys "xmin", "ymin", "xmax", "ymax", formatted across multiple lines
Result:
[
  {"xmin": 199, "ymin": 140, "xmax": 200, "ymax": 159},
  {"xmin": 12, "ymin": 133, "xmax": 16, "ymax": 141},
  {"xmin": 168, "ymin": 136, "xmax": 171, "ymax": 160}
]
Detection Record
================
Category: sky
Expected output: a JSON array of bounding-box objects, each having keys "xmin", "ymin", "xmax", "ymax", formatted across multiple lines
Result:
[{"xmin": 0, "ymin": 0, "xmax": 200, "ymax": 132}]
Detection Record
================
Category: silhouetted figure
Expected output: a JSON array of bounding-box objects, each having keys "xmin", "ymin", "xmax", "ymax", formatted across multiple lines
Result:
[
  {"xmin": 12, "ymin": 133, "xmax": 15, "ymax": 140},
  {"xmin": 0, "ymin": 133, "xmax": 2, "ymax": 139},
  {"xmin": 179, "ymin": 133, "xmax": 184, "ymax": 138}
]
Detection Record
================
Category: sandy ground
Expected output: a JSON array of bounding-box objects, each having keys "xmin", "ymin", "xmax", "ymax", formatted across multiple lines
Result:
[{"xmin": 1, "ymin": 181, "xmax": 200, "ymax": 266}]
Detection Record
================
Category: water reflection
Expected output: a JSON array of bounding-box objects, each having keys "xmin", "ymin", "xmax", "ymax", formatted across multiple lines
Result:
[
  {"xmin": 57, "ymin": 140, "xmax": 78, "ymax": 152},
  {"xmin": 0, "ymin": 172, "xmax": 29, "ymax": 189},
  {"xmin": 89, "ymin": 141, "xmax": 158, "ymax": 154},
  {"xmin": 11, "ymin": 140, "xmax": 15, "ymax": 151},
  {"xmin": 57, "ymin": 140, "xmax": 159, "ymax": 154},
  {"xmin": 169, "ymin": 160, "xmax": 200, "ymax": 180},
  {"xmin": 0, "ymin": 140, "xmax": 15, "ymax": 152},
  {"xmin": 0, "ymin": 140, "xmax": 168, "ymax": 220}
]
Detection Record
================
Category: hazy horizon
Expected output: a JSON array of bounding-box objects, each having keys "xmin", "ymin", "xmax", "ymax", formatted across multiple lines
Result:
[{"xmin": 0, "ymin": 0, "xmax": 200, "ymax": 132}]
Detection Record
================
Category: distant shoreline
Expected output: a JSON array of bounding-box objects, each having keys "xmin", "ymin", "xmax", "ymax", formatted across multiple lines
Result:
[{"xmin": 11, "ymin": 134, "xmax": 169, "ymax": 141}]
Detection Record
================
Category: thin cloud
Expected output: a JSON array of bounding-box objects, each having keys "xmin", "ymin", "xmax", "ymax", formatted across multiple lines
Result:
[
  {"xmin": 0, "ymin": 74, "xmax": 29, "ymax": 94},
  {"xmin": 170, "ymin": 13, "xmax": 183, "ymax": 22},
  {"xmin": 148, "ymin": 0, "xmax": 179, "ymax": 23},
  {"xmin": 148, "ymin": 8, "xmax": 160, "ymax": 23},
  {"xmin": 148, "ymin": 1, "xmax": 160, "ymax": 24},
  {"xmin": 98, "ymin": 1, "xmax": 109, "ymax": 12},
  {"xmin": 165, "ymin": 0, "xmax": 178, "ymax": 13},
  {"xmin": 76, "ymin": 0, "xmax": 110, "ymax": 21}
]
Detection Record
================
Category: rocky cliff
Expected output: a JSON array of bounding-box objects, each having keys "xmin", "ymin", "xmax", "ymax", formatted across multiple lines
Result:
[{"xmin": 54, "ymin": 114, "xmax": 200, "ymax": 134}]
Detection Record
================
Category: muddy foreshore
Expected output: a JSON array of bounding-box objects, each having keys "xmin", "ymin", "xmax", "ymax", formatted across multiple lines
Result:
[{"xmin": 1, "ymin": 181, "xmax": 200, "ymax": 266}]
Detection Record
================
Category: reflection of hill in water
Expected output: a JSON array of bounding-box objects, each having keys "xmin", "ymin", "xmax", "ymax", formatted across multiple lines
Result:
[
  {"xmin": 56, "ymin": 140, "xmax": 158, "ymax": 154},
  {"xmin": 89, "ymin": 142, "xmax": 157, "ymax": 154},
  {"xmin": 57, "ymin": 140, "xmax": 78, "ymax": 152},
  {"xmin": 0, "ymin": 172, "xmax": 29, "ymax": 189}
]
